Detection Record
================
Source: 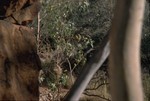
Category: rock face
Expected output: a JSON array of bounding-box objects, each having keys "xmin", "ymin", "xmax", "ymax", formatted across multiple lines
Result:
[{"xmin": 0, "ymin": 0, "xmax": 41, "ymax": 100}]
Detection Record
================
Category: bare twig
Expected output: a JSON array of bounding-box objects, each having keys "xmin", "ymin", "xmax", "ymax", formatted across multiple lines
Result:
[
  {"xmin": 67, "ymin": 58, "xmax": 74, "ymax": 84},
  {"xmin": 85, "ymin": 82, "xmax": 109, "ymax": 91},
  {"xmin": 83, "ymin": 92, "xmax": 111, "ymax": 101}
]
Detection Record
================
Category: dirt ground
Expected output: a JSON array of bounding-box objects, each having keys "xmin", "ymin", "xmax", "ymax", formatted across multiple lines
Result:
[
  {"xmin": 39, "ymin": 85, "xmax": 111, "ymax": 101},
  {"xmin": 39, "ymin": 86, "xmax": 68, "ymax": 101}
]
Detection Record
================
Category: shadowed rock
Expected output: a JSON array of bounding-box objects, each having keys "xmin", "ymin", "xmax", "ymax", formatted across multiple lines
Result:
[
  {"xmin": 0, "ymin": 0, "xmax": 41, "ymax": 100},
  {"xmin": 0, "ymin": 20, "xmax": 41, "ymax": 100}
]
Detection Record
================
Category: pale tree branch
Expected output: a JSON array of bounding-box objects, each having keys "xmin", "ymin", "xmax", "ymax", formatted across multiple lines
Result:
[{"xmin": 64, "ymin": 33, "xmax": 109, "ymax": 101}]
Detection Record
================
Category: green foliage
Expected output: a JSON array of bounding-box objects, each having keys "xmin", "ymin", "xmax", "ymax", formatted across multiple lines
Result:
[
  {"xmin": 140, "ymin": 1, "xmax": 150, "ymax": 100},
  {"xmin": 39, "ymin": 0, "xmax": 113, "ymax": 66},
  {"xmin": 40, "ymin": 0, "xmax": 89, "ymax": 63},
  {"xmin": 37, "ymin": 0, "xmax": 114, "ymax": 91},
  {"xmin": 141, "ymin": 1, "xmax": 150, "ymax": 72},
  {"xmin": 143, "ymin": 73, "xmax": 150, "ymax": 101},
  {"xmin": 59, "ymin": 73, "xmax": 69, "ymax": 86}
]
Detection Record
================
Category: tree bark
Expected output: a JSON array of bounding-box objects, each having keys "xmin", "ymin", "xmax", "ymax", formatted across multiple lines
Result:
[{"xmin": 109, "ymin": 0, "xmax": 145, "ymax": 101}]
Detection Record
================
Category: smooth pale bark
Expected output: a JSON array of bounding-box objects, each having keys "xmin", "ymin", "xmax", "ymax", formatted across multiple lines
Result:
[
  {"xmin": 109, "ymin": 0, "xmax": 145, "ymax": 101},
  {"xmin": 64, "ymin": 34, "xmax": 110, "ymax": 101}
]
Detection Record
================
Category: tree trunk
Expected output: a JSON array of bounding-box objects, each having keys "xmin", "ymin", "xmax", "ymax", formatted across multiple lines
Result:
[{"xmin": 109, "ymin": 0, "xmax": 145, "ymax": 101}]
